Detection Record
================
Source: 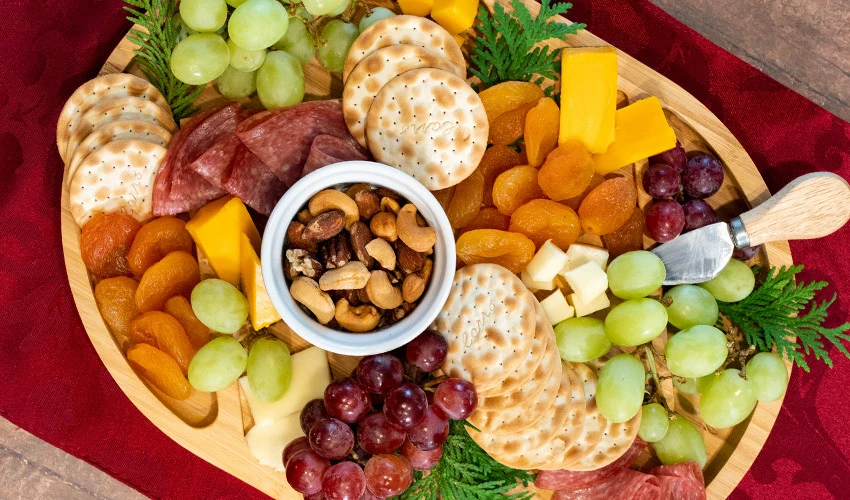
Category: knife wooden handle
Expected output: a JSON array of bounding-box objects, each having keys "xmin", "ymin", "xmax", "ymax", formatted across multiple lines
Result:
[{"xmin": 739, "ymin": 172, "xmax": 850, "ymax": 247}]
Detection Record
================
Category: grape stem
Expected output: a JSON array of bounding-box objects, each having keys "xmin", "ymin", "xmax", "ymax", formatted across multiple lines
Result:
[
  {"xmin": 423, "ymin": 375, "xmax": 447, "ymax": 389},
  {"xmin": 644, "ymin": 346, "xmax": 674, "ymax": 417}
]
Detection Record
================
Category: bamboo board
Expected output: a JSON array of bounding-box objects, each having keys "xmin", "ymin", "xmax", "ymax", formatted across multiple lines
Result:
[{"xmin": 62, "ymin": 1, "xmax": 794, "ymax": 498}]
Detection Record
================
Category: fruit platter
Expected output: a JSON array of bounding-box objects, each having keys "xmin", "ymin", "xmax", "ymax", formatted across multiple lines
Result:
[{"xmin": 59, "ymin": 0, "xmax": 850, "ymax": 499}]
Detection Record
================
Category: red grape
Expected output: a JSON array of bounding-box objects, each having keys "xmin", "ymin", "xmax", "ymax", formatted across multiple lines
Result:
[
  {"xmin": 433, "ymin": 378, "xmax": 477, "ymax": 420},
  {"xmin": 683, "ymin": 154, "xmax": 724, "ymax": 199},
  {"xmin": 400, "ymin": 438, "xmax": 443, "ymax": 471},
  {"xmin": 309, "ymin": 417, "xmax": 355, "ymax": 460},
  {"xmin": 360, "ymin": 489, "xmax": 382, "ymax": 500},
  {"xmin": 286, "ymin": 449, "xmax": 331, "ymax": 495},
  {"xmin": 642, "ymin": 163, "xmax": 682, "ymax": 199},
  {"xmin": 349, "ymin": 442, "xmax": 373, "ymax": 468},
  {"xmin": 407, "ymin": 405, "xmax": 449, "ymax": 451},
  {"xmin": 325, "ymin": 377, "xmax": 371, "ymax": 424},
  {"xmin": 301, "ymin": 398, "xmax": 330, "ymax": 434},
  {"xmin": 304, "ymin": 493, "xmax": 325, "ymax": 500},
  {"xmin": 364, "ymin": 454, "xmax": 413, "ymax": 498},
  {"xmin": 682, "ymin": 199, "xmax": 720, "ymax": 231},
  {"xmin": 405, "ymin": 330, "xmax": 448, "ymax": 372},
  {"xmin": 283, "ymin": 436, "xmax": 311, "ymax": 467},
  {"xmin": 322, "ymin": 461, "xmax": 366, "ymax": 500},
  {"xmin": 357, "ymin": 412, "xmax": 406, "ymax": 455},
  {"xmin": 733, "ymin": 244, "xmax": 762, "ymax": 260},
  {"xmin": 356, "ymin": 354, "xmax": 403, "ymax": 394},
  {"xmin": 383, "ymin": 382, "xmax": 427, "ymax": 429},
  {"xmin": 649, "ymin": 141, "xmax": 687, "ymax": 174},
  {"xmin": 645, "ymin": 200, "xmax": 685, "ymax": 242}
]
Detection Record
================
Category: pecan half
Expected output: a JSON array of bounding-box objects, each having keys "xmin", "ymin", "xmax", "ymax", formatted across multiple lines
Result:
[
  {"xmin": 303, "ymin": 210, "xmax": 345, "ymax": 242},
  {"xmin": 320, "ymin": 234, "xmax": 352, "ymax": 269}
]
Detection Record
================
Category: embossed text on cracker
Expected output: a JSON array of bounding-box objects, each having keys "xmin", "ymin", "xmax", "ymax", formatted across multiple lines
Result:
[
  {"xmin": 463, "ymin": 301, "xmax": 496, "ymax": 347},
  {"xmin": 401, "ymin": 121, "xmax": 456, "ymax": 137}
]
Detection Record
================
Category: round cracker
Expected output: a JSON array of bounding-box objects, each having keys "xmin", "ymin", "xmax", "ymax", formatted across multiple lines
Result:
[
  {"xmin": 343, "ymin": 44, "xmax": 460, "ymax": 149},
  {"xmin": 57, "ymin": 74, "xmax": 169, "ymax": 163},
  {"xmin": 342, "ymin": 15, "xmax": 465, "ymax": 82},
  {"xmin": 555, "ymin": 362, "xmax": 606, "ymax": 467},
  {"xmin": 366, "ymin": 68, "xmax": 487, "ymax": 190},
  {"xmin": 560, "ymin": 406, "xmax": 642, "ymax": 472},
  {"xmin": 66, "ymin": 120, "xmax": 172, "ymax": 188},
  {"xmin": 69, "ymin": 140, "xmax": 166, "ymax": 227},
  {"xmin": 478, "ymin": 320, "xmax": 547, "ymax": 399}
]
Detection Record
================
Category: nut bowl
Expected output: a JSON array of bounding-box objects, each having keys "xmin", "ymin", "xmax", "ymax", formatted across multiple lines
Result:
[{"xmin": 261, "ymin": 161, "xmax": 456, "ymax": 356}]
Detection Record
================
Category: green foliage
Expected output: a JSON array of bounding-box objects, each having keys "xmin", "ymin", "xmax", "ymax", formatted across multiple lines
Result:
[
  {"xmin": 470, "ymin": 0, "xmax": 585, "ymax": 96},
  {"xmin": 720, "ymin": 265, "xmax": 850, "ymax": 371},
  {"xmin": 124, "ymin": 0, "xmax": 204, "ymax": 121}
]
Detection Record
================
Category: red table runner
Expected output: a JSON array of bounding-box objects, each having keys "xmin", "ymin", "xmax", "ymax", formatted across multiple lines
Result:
[{"xmin": 1, "ymin": 0, "xmax": 848, "ymax": 498}]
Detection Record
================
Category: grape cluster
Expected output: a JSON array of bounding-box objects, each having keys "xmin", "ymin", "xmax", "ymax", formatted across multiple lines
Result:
[{"xmin": 284, "ymin": 330, "xmax": 478, "ymax": 499}]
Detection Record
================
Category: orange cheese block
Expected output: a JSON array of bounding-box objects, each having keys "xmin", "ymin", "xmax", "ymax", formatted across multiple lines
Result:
[
  {"xmin": 398, "ymin": 0, "xmax": 434, "ymax": 16},
  {"xmin": 431, "ymin": 0, "xmax": 479, "ymax": 35},
  {"xmin": 559, "ymin": 47, "xmax": 618, "ymax": 154},
  {"xmin": 593, "ymin": 96, "xmax": 677, "ymax": 175},
  {"xmin": 240, "ymin": 232, "xmax": 280, "ymax": 330}
]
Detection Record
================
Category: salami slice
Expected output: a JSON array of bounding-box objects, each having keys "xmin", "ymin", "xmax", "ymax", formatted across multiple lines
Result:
[
  {"xmin": 222, "ymin": 145, "xmax": 286, "ymax": 216},
  {"xmin": 655, "ymin": 476, "xmax": 706, "ymax": 500},
  {"xmin": 649, "ymin": 461, "xmax": 705, "ymax": 487},
  {"xmin": 536, "ymin": 438, "xmax": 647, "ymax": 491},
  {"xmin": 552, "ymin": 470, "xmax": 660, "ymax": 500},
  {"xmin": 189, "ymin": 134, "xmax": 242, "ymax": 187},
  {"xmin": 170, "ymin": 103, "xmax": 241, "ymax": 191},
  {"xmin": 302, "ymin": 134, "xmax": 370, "ymax": 177}
]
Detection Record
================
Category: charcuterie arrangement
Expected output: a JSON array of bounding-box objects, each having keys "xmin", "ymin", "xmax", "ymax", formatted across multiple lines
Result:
[{"xmin": 59, "ymin": 0, "xmax": 850, "ymax": 498}]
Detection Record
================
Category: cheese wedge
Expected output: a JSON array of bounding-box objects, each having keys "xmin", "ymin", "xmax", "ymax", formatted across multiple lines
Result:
[
  {"xmin": 540, "ymin": 289, "xmax": 575, "ymax": 325},
  {"xmin": 245, "ymin": 413, "xmax": 304, "ymax": 471},
  {"xmin": 521, "ymin": 271, "xmax": 555, "ymax": 292},
  {"xmin": 240, "ymin": 233, "xmax": 281, "ymax": 330},
  {"xmin": 526, "ymin": 240, "xmax": 569, "ymax": 282},
  {"xmin": 569, "ymin": 291, "xmax": 611, "ymax": 317},
  {"xmin": 563, "ymin": 261, "xmax": 609, "ymax": 302},
  {"xmin": 593, "ymin": 97, "xmax": 677, "ymax": 175},
  {"xmin": 564, "ymin": 243, "xmax": 609, "ymax": 272},
  {"xmin": 559, "ymin": 47, "xmax": 618, "ymax": 154}
]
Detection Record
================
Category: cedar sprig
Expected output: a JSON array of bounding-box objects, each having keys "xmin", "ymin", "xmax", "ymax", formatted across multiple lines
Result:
[
  {"xmin": 719, "ymin": 265, "xmax": 850, "ymax": 371},
  {"xmin": 124, "ymin": 0, "xmax": 203, "ymax": 121}
]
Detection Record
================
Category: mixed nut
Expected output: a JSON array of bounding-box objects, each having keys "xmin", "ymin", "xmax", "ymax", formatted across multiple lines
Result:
[{"xmin": 284, "ymin": 184, "xmax": 437, "ymax": 333}]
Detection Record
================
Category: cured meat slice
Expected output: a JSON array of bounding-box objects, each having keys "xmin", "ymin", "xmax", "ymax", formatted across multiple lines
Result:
[
  {"xmin": 189, "ymin": 134, "xmax": 242, "ymax": 187},
  {"xmin": 552, "ymin": 469, "xmax": 660, "ymax": 500},
  {"xmin": 301, "ymin": 134, "xmax": 370, "ymax": 177},
  {"xmin": 536, "ymin": 438, "xmax": 647, "ymax": 491},
  {"xmin": 222, "ymin": 145, "xmax": 286, "ymax": 216},
  {"xmin": 170, "ymin": 104, "xmax": 241, "ymax": 191},
  {"xmin": 655, "ymin": 476, "xmax": 706, "ymax": 500},
  {"xmin": 649, "ymin": 461, "xmax": 705, "ymax": 487}
]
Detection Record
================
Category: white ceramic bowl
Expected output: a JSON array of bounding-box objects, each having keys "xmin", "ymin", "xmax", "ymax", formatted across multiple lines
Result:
[{"xmin": 261, "ymin": 161, "xmax": 456, "ymax": 356}]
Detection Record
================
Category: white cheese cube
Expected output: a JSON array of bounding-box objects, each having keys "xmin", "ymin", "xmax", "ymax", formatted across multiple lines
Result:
[
  {"xmin": 540, "ymin": 289, "xmax": 575, "ymax": 325},
  {"xmin": 563, "ymin": 261, "xmax": 609, "ymax": 302},
  {"xmin": 526, "ymin": 240, "xmax": 569, "ymax": 282},
  {"xmin": 521, "ymin": 271, "xmax": 555, "ymax": 291},
  {"xmin": 245, "ymin": 413, "xmax": 304, "ymax": 471},
  {"xmin": 565, "ymin": 244, "xmax": 610, "ymax": 272},
  {"xmin": 569, "ymin": 291, "xmax": 611, "ymax": 317}
]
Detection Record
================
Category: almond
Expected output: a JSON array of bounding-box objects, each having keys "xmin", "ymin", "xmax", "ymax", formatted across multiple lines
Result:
[{"xmin": 303, "ymin": 210, "xmax": 345, "ymax": 242}]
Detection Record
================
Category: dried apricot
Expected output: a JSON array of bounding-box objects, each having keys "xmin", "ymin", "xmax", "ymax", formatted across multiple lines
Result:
[
  {"xmin": 489, "ymin": 102, "xmax": 535, "ymax": 146},
  {"xmin": 164, "ymin": 296, "xmax": 211, "ymax": 350},
  {"xmin": 509, "ymin": 199, "xmax": 581, "ymax": 249},
  {"xmin": 127, "ymin": 344, "xmax": 191, "ymax": 400},
  {"xmin": 459, "ymin": 208, "xmax": 511, "ymax": 236},
  {"xmin": 94, "ymin": 276, "xmax": 139, "ymax": 349},
  {"xmin": 603, "ymin": 207, "xmax": 645, "ymax": 258},
  {"xmin": 80, "ymin": 212, "xmax": 141, "ymax": 279},
  {"xmin": 578, "ymin": 177, "xmax": 638, "ymax": 235},
  {"xmin": 456, "ymin": 229, "xmax": 535, "ymax": 273},
  {"xmin": 129, "ymin": 311, "xmax": 195, "ymax": 374},
  {"xmin": 135, "ymin": 251, "xmax": 201, "ymax": 313},
  {"xmin": 525, "ymin": 98, "xmax": 560, "ymax": 166},
  {"xmin": 128, "ymin": 217, "xmax": 194, "ymax": 278},
  {"xmin": 446, "ymin": 170, "xmax": 484, "ymax": 229},
  {"xmin": 478, "ymin": 81, "xmax": 545, "ymax": 124},
  {"xmin": 538, "ymin": 140, "xmax": 595, "ymax": 201},
  {"xmin": 492, "ymin": 166, "xmax": 544, "ymax": 216},
  {"xmin": 432, "ymin": 186, "xmax": 455, "ymax": 212},
  {"xmin": 563, "ymin": 173, "xmax": 606, "ymax": 211},
  {"xmin": 478, "ymin": 145, "xmax": 524, "ymax": 207}
]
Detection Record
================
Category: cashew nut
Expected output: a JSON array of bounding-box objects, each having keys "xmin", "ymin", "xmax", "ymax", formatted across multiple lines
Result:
[
  {"xmin": 370, "ymin": 211, "xmax": 398, "ymax": 242},
  {"xmin": 334, "ymin": 299, "xmax": 381, "ymax": 332},
  {"xmin": 318, "ymin": 261, "xmax": 371, "ymax": 291},
  {"xmin": 365, "ymin": 238, "xmax": 396, "ymax": 270},
  {"xmin": 380, "ymin": 197, "xmax": 400, "ymax": 214},
  {"xmin": 309, "ymin": 189, "xmax": 359, "ymax": 229},
  {"xmin": 402, "ymin": 274, "xmax": 426, "ymax": 303},
  {"xmin": 289, "ymin": 277, "xmax": 335, "ymax": 324},
  {"xmin": 366, "ymin": 270, "xmax": 404, "ymax": 310},
  {"xmin": 397, "ymin": 204, "xmax": 437, "ymax": 252}
]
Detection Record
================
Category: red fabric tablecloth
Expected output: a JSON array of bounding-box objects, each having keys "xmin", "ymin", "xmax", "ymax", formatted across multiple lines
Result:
[{"xmin": 1, "ymin": 0, "xmax": 848, "ymax": 498}]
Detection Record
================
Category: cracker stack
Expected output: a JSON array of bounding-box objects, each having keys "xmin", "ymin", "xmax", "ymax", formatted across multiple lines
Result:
[
  {"xmin": 433, "ymin": 264, "xmax": 641, "ymax": 471},
  {"xmin": 57, "ymin": 74, "xmax": 175, "ymax": 227}
]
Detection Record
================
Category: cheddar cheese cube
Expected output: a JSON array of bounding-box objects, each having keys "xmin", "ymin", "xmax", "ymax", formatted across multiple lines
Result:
[
  {"xmin": 398, "ymin": 0, "xmax": 434, "ymax": 16},
  {"xmin": 593, "ymin": 96, "xmax": 677, "ymax": 175},
  {"xmin": 559, "ymin": 47, "xmax": 618, "ymax": 154},
  {"xmin": 431, "ymin": 0, "xmax": 478, "ymax": 35}
]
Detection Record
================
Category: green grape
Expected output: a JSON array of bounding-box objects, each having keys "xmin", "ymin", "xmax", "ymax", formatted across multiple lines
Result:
[
  {"xmin": 699, "ymin": 258, "xmax": 755, "ymax": 303},
  {"xmin": 317, "ymin": 20, "xmax": 358, "ymax": 73},
  {"xmin": 699, "ymin": 368, "xmax": 757, "ymax": 429},
  {"xmin": 227, "ymin": 38, "xmax": 266, "ymax": 72},
  {"xmin": 673, "ymin": 375, "xmax": 714, "ymax": 395},
  {"xmin": 256, "ymin": 51, "xmax": 305, "ymax": 109},
  {"xmin": 653, "ymin": 415, "xmax": 707, "ymax": 468},
  {"xmin": 603, "ymin": 298, "xmax": 668, "ymax": 347},
  {"xmin": 273, "ymin": 18, "xmax": 316, "ymax": 66},
  {"xmin": 228, "ymin": 0, "xmax": 289, "ymax": 50},
  {"xmin": 170, "ymin": 33, "xmax": 230, "ymax": 85},
  {"xmin": 188, "ymin": 337, "xmax": 248, "ymax": 392},
  {"xmin": 554, "ymin": 317, "xmax": 611, "ymax": 362},
  {"xmin": 606, "ymin": 251, "xmax": 666, "ymax": 299},
  {"xmin": 596, "ymin": 354, "xmax": 645, "ymax": 423},
  {"xmin": 663, "ymin": 285, "xmax": 719, "ymax": 330},
  {"xmin": 171, "ymin": 13, "xmax": 197, "ymax": 44},
  {"xmin": 295, "ymin": 6, "xmax": 314, "ymax": 22},
  {"xmin": 180, "ymin": 0, "xmax": 228, "ymax": 32},
  {"xmin": 359, "ymin": 7, "xmax": 395, "ymax": 32},
  {"xmin": 639, "ymin": 403, "xmax": 670, "ymax": 443},
  {"xmin": 216, "ymin": 66, "xmax": 257, "ymax": 99},
  {"xmin": 746, "ymin": 352, "xmax": 789, "ymax": 403},
  {"xmin": 226, "ymin": 0, "xmax": 249, "ymax": 6},
  {"xmin": 247, "ymin": 338, "xmax": 293, "ymax": 402},
  {"xmin": 302, "ymin": 0, "xmax": 348, "ymax": 16},
  {"xmin": 328, "ymin": 0, "xmax": 350, "ymax": 16},
  {"xmin": 664, "ymin": 325, "xmax": 728, "ymax": 378},
  {"xmin": 191, "ymin": 279, "xmax": 249, "ymax": 333}
]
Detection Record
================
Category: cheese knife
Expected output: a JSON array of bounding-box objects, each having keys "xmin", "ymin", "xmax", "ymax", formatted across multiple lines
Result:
[{"xmin": 652, "ymin": 172, "xmax": 850, "ymax": 285}]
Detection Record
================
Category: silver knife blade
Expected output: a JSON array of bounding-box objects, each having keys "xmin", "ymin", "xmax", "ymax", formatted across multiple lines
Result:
[{"xmin": 651, "ymin": 222, "xmax": 735, "ymax": 285}]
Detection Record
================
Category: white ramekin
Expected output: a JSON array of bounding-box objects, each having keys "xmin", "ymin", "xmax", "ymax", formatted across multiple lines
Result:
[{"xmin": 261, "ymin": 161, "xmax": 456, "ymax": 356}]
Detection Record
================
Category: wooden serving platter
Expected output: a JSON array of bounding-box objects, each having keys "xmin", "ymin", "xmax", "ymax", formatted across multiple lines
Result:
[{"xmin": 62, "ymin": 1, "xmax": 794, "ymax": 498}]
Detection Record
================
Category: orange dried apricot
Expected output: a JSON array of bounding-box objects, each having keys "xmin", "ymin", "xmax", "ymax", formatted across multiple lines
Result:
[
  {"xmin": 489, "ymin": 102, "xmax": 535, "ymax": 146},
  {"xmin": 128, "ymin": 217, "xmax": 194, "ymax": 278},
  {"xmin": 492, "ymin": 166, "xmax": 544, "ymax": 216},
  {"xmin": 94, "ymin": 276, "xmax": 139, "ymax": 349},
  {"xmin": 603, "ymin": 207, "xmax": 645, "ymax": 258},
  {"xmin": 456, "ymin": 229, "xmax": 535, "ymax": 273},
  {"xmin": 578, "ymin": 177, "xmax": 638, "ymax": 236},
  {"xmin": 459, "ymin": 208, "xmax": 511, "ymax": 236},
  {"xmin": 127, "ymin": 344, "xmax": 191, "ymax": 400},
  {"xmin": 478, "ymin": 145, "xmax": 524, "ymax": 207},
  {"xmin": 478, "ymin": 81, "xmax": 546, "ymax": 124},
  {"xmin": 432, "ymin": 187, "xmax": 455, "ymax": 212},
  {"xmin": 538, "ymin": 140, "xmax": 595, "ymax": 201},
  {"xmin": 135, "ymin": 251, "xmax": 200, "ymax": 313},
  {"xmin": 562, "ymin": 173, "xmax": 606, "ymax": 211},
  {"xmin": 509, "ymin": 199, "xmax": 581, "ymax": 249},
  {"xmin": 525, "ymin": 98, "xmax": 560, "ymax": 166},
  {"xmin": 80, "ymin": 212, "xmax": 142, "ymax": 279},
  {"xmin": 164, "ymin": 296, "xmax": 211, "ymax": 350},
  {"xmin": 446, "ymin": 169, "xmax": 484, "ymax": 229},
  {"xmin": 130, "ymin": 311, "xmax": 195, "ymax": 374}
]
